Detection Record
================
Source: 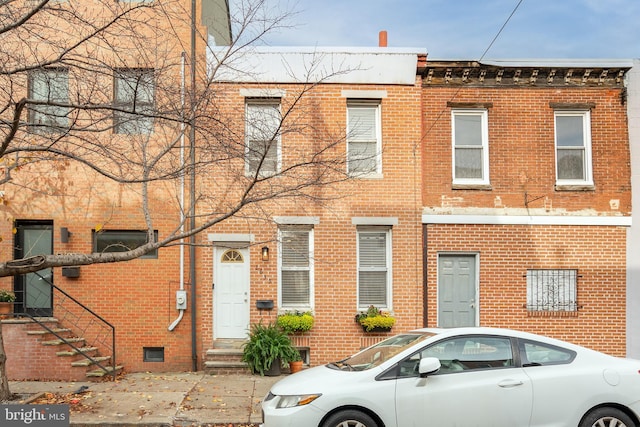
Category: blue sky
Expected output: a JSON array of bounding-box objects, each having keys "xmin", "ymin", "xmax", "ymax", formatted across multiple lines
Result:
[{"xmin": 233, "ymin": 0, "xmax": 640, "ymax": 59}]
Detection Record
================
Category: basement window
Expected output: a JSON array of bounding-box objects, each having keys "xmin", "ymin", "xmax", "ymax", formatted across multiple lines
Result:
[{"xmin": 143, "ymin": 347, "xmax": 165, "ymax": 362}]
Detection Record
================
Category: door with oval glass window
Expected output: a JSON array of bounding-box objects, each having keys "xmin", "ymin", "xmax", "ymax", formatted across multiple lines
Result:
[{"xmin": 213, "ymin": 247, "xmax": 250, "ymax": 338}]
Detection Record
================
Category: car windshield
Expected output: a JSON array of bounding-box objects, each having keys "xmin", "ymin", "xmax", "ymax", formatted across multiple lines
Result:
[{"xmin": 328, "ymin": 332, "xmax": 435, "ymax": 371}]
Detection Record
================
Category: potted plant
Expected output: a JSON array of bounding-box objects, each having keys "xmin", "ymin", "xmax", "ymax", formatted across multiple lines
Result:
[
  {"xmin": 276, "ymin": 311, "xmax": 314, "ymax": 334},
  {"xmin": 355, "ymin": 305, "xmax": 396, "ymax": 332},
  {"xmin": 0, "ymin": 289, "xmax": 16, "ymax": 318},
  {"xmin": 242, "ymin": 322, "xmax": 300, "ymax": 376},
  {"xmin": 286, "ymin": 350, "xmax": 304, "ymax": 374}
]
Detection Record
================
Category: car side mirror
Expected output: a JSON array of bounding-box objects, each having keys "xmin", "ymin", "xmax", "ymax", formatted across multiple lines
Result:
[{"xmin": 419, "ymin": 357, "xmax": 441, "ymax": 377}]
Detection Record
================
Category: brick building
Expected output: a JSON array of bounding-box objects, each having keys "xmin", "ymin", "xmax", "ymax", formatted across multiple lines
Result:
[
  {"xmin": 0, "ymin": 0, "xmax": 232, "ymax": 379},
  {"xmin": 421, "ymin": 60, "xmax": 632, "ymax": 355},
  {"xmin": 0, "ymin": 0, "xmax": 635, "ymax": 380},
  {"xmin": 198, "ymin": 46, "xmax": 426, "ymax": 366}
]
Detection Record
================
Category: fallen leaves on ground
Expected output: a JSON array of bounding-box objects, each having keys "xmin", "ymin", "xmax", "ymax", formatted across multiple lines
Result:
[{"xmin": 30, "ymin": 392, "xmax": 97, "ymax": 413}]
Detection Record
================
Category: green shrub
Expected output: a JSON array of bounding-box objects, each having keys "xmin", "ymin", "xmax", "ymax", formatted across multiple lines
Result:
[
  {"xmin": 242, "ymin": 322, "xmax": 300, "ymax": 375},
  {"xmin": 276, "ymin": 311, "xmax": 314, "ymax": 334}
]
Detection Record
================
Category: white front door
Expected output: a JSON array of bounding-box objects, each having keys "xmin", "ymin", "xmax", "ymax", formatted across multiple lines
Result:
[{"xmin": 214, "ymin": 247, "xmax": 250, "ymax": 339}]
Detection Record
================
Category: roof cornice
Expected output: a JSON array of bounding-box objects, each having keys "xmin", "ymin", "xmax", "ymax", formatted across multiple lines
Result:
[{"xmin": 422, "ymin": 60, "xmax": 631, "ymax": 87}]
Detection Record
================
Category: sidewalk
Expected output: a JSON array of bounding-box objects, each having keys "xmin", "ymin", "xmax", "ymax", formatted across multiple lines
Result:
[{"xmin": 8, "ymin": 371, "xmax": 283, "ymax": 426}]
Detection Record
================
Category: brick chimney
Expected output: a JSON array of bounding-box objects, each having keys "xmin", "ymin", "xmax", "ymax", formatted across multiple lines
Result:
[{"xmin": 379, "ymin": 30, "xmax": 388, "ymax": 47}]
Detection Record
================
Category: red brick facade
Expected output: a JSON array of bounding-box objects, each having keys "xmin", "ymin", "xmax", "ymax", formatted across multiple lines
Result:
[
  {"xmin": 195, "ymin": 76, "xmax": 425, "ymax": 365},
  {"xmin": 421, "ymin": 62, "xmax": 631, "ymax": 356},
  {"xmin": 0, "ymin": 45, "xmax": 632, "ymax": 379}
]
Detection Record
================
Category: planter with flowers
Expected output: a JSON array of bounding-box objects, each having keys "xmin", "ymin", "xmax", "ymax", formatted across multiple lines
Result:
[
  {"xmin": 0, "ymin": 289, "xmax": 16, "ymax": 318},
  {"xmin": 355, "ymin": 305, "xmax": 395, "ymax": 332},
  {"xmin": 276, "ymin": 311, "xmax": 314, "ymax": 335}
]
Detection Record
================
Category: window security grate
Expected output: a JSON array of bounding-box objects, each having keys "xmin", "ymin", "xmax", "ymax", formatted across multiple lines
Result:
[{"xmin": 526, "ymin": 269, "xmax": 578, "ymax": 312}]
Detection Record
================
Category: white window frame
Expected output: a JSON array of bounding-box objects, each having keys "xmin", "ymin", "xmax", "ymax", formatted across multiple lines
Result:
[
  {"xmin": 554, "ymin": 110, "xmax": 593, "ymax": 187},
  {"xmin": 356, "ymin": 226, "xmax": 392, "ymax": 310},
  {"xmin": 451, "ymin": 109, "xmax": 490, "ymax": 186},
  {"xmin": 28, "ymin": 68, "xmax": 69, "ymax": 133},
  {"xmin": 114, "ymin": 68, "xmax": 155, "ymax": 135},
  {"xmin": 526, "ymin": 269, "xmax": 578, "ymax": 312},
  {"xmin": 245, "ymin": 99, "xmax": 281, "ymax": 178},
  {"xmin": 347, "ymin": 101, "xmax": 382, "ymax": 177},
  {"xmin": 278, "ymin": 226, "xmax": 314, "ymax": 310}
]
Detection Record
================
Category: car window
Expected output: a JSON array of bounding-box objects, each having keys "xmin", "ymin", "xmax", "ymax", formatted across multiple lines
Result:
[
  {"xmin": 519, "ymin": 339, "xmax": 576, "ymax": 366},
  {"xmin": 397, "ymin": 335, "xmax": 514, "ymax": 378},
  {"xmin": 331, "ymin": 333, "xmax": 434, "ymax": 372}
]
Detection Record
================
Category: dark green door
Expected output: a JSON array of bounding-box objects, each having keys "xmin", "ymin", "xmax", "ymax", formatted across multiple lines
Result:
[{"xmin": 14, "ymin": 221, "xmax": 53, "ymax": 316}]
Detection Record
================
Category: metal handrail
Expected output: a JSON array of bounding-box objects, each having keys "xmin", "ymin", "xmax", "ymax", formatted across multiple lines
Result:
[{"xmin": 13, "ymin": 272, "xmax": 117, "ymax": 380}]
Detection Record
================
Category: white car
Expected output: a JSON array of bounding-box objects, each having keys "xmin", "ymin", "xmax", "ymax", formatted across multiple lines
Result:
[{"xmin": 261, "ymin": 327, "xmax": 640, "ymax": 427}]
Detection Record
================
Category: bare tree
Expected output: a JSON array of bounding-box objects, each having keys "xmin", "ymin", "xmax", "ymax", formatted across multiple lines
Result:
[{"xmin": 0, "ymin": 0, "xmax": 356, "ymax": 400}]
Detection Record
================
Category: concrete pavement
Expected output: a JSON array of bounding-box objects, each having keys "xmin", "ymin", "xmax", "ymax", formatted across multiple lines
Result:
[{"xmin": 7, "ymin": 371, "xmax": 283, "ymax": 426}]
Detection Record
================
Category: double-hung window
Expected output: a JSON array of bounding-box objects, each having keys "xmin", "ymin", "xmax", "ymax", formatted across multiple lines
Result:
[
  {"xmin": 114, "ymin": 68, "xmax": 155, "ymax": 135},
  {"xmin": 554, "ymin": 110, "xmax": 593, "ymax": 187},
  {"xmin": 28, "ymin": 68, "xmax": 69, "ymax": 133},
  {"xmin": 347, "ymin": 101, "xmax": 381, "ymax": 176},
  {"xmin": 245, "ymin": 100, "xmax": 281, "ymax": 177},
  {"xmin": 279, "ymin": 226, "xmax": 313, "ymax": 309},
  {"xmin": 357, "ymin": 227, "xmax": 391, "ymax": 308},
  {"xmin": 451, "ymin": 109, "xmax": 489, "ymax": 186}
]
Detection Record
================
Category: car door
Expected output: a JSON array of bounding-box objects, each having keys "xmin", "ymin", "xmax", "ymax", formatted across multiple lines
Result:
[
  {"xmin": 395, "ymin": 335, "xmax": 533, "ymax": 427},
  {"xmin": 517, "ymin": 338, "xmax": 581, "ymax": 427}
]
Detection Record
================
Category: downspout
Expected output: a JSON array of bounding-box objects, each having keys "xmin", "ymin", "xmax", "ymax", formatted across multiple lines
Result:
[
  {"xmin": 189, "ymin": 0, "xmax": 198, "ymax": 372},
  {"xmin": 168, "ymin": 51, "xmax": 188, "ymax": 331}
]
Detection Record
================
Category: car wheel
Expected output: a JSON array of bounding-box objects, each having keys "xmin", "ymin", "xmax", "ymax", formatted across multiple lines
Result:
[
  {"xmin": 580, "ymin": 407, "xmax": 636, "ymax": 427},
  {"xmin": 321, "ymin": 409, "xmax": 379, "ymax": 427}
]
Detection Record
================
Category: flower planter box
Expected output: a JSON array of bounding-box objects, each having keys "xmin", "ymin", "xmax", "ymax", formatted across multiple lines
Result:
[{"xmin": 360, "ymin": 325, "xmax": 392, "ymax": 333}]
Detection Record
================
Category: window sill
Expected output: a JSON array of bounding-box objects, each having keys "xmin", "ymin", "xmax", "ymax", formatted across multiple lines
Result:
[
  {"xmin": 555, "ymin": 184, "xmax": 595, "ymax": 191},
  {"xmin": 526, "ymin": 310, "xmax": 578, "ymax": 318},
  {"xmin": 452, "ymin": 184, "xmax": 492, "ymax": 190},
  {"xmin": 349, "ymin": 173, "xmax": 383, "ymax": 180}
]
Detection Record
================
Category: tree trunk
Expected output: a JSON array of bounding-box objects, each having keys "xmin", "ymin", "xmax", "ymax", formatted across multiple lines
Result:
[{"xmin": 0, "ymin": 324, "xmax": 11, "ymax": 401}]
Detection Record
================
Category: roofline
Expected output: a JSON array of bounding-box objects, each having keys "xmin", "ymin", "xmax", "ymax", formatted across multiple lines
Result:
[
  {"xmin": 427, "ymin": 58, "xmax": 634, "ymax": 69},
  {"xmin": 241, "ymin": 46, "xmax": 427, "ymax": 55}
]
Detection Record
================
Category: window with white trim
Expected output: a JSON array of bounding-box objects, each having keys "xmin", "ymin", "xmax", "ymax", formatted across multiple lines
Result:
[
  {"xmin": 28, "ymin": 68, "xmax": 69, "ymax": 133},
  {"xmin": 357, "ymin": 227, "xmax": 391, "ymax": 308},
  {"xmin": 279, "ymin": 226, "xmax": 313, "ymax": 308},
  {"xmin": 526, "ymin": 269, "xmax": 577, "ymax": 312},
  {"xmin": 347, "ymin": 101, "xmax": 381, "ymax": 176},
  {"xmin": 114, "ymin": 68, "xmax": 155, "ymax": 134},
  {"xmin": 452, "ymin": 109, "xmax": 489, "ymax": 185},
  {"xmin": 246, "ymin": 100, "xmax": 281, "ymax": 177},
  {"xmin": 554, "ymin": 111, "xmax": 593, "ymax": 186}
]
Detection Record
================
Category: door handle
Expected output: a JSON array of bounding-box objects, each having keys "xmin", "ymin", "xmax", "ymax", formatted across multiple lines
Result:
[{"xmin": 498, "ymin": 379, "xmax": 524, "ymax": 388}]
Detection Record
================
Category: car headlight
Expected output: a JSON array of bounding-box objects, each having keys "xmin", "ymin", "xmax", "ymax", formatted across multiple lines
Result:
[{"xmin": 276, "ymin": 394, "xmax": 322, "ymax": 409}]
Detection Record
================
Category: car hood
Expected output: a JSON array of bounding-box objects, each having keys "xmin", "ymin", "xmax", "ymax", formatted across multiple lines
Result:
[{"xmin": 270, "ymin": 364, "xmax": 378, "ymax": 395}]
